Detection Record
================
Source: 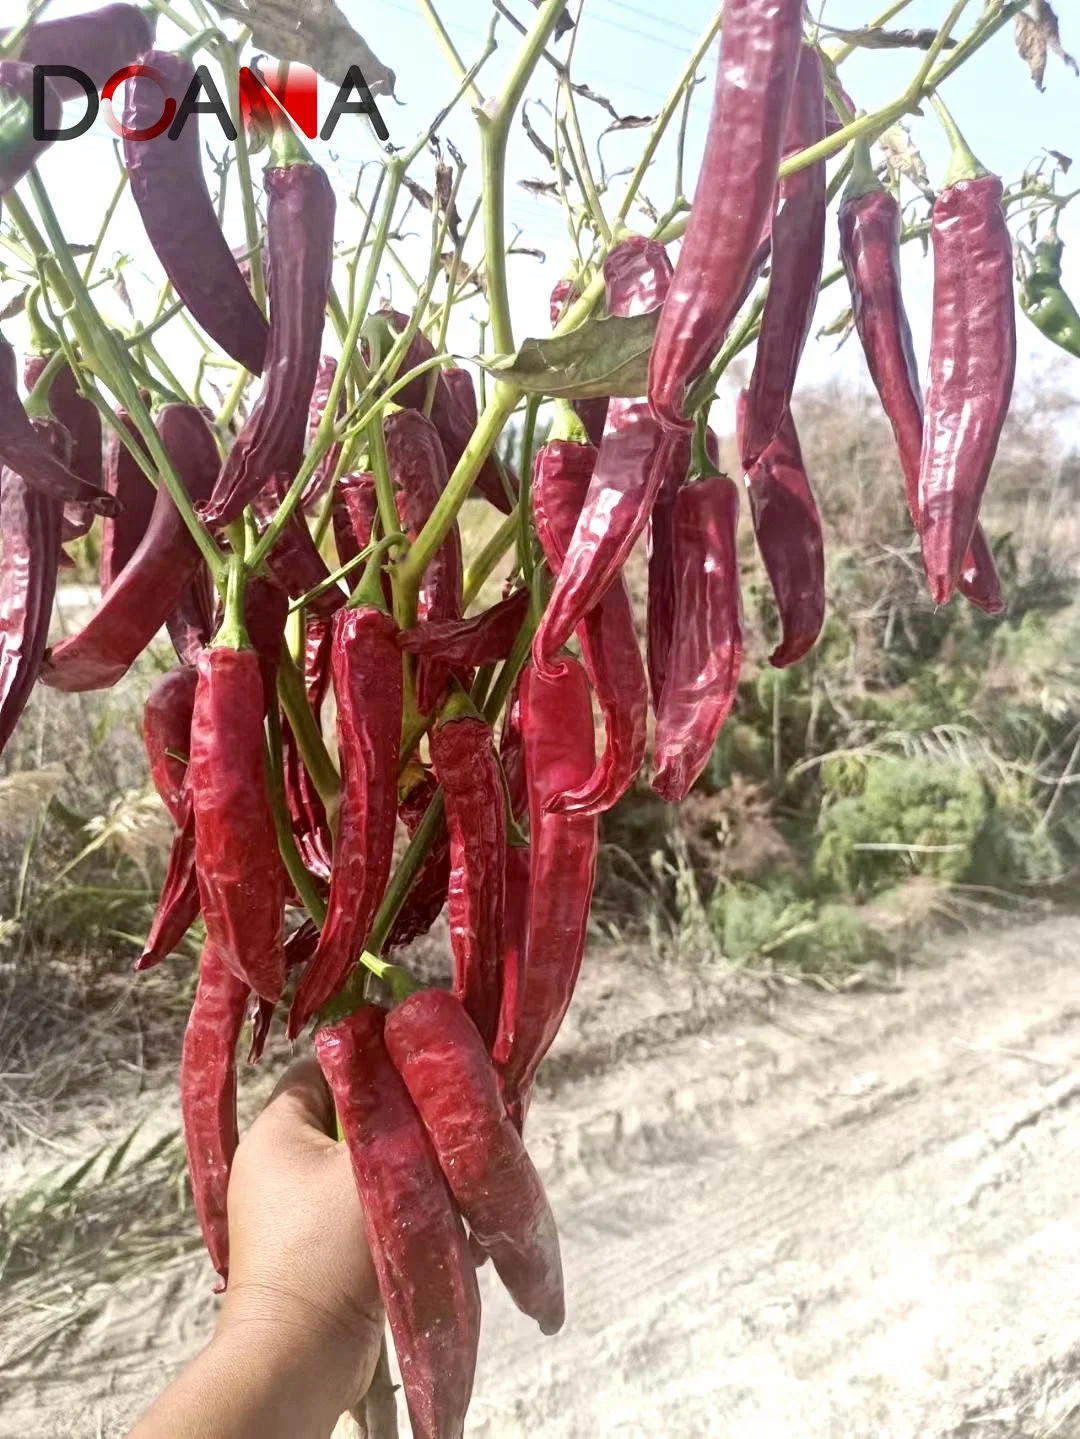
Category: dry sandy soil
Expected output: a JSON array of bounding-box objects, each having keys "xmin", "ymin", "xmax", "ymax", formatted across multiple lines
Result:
[{"xmin": 2, "ymin": 915, "xmax": 1080, "ymax": 1437}]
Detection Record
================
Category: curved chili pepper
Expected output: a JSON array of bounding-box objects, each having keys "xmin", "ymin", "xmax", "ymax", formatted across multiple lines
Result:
[
  {"xmin": 180, "ymin": 940, "xmax": 249, "ymax": 1286},
  {"xmin": 0, "ymin": 62, "xmax": 61, "ymax": 197},
  {"xmin": 647, "ymin": 0, "xmax": 803, "ymax": 428},
  {"xmin": 23, "ymin": 356, "xmax": 104, "ymax": 533},
  {"xmin": 494, "ymin": 658, "xmax": 598, "ymax": 1132},
  {"xmin": 315, "ymin": 1006, "xmax": 481, "ymax": 1439},
  {"xmin": 1020, "ymin": 230, "xmax": 1080, "ymax": 359},
  {"xmin": 430, "ymin": 690, "xmax": 506, "ymax": 1051},
  {"xmin": 398, "ymin": 586, "xmax": 529, "ymax": 671},
  {"xmin": 287, "ymin": 579, "xmax": 401, "ymax": 1037},
  {"xmin": 740, "ymin": 45, "xmax": 826, "ymax": 471},
  {"xmin": 0, "ymin": 425, "xmax": 64, "ymax": 757},
  {"xmin": 531, "ymin": 405, "xmax": 647, "ymax": 816},
  {"xmin": 124, "ymin": 51, "xmax": 268, "ymax": 376},
  {"xmin": 201, "ymin": 137, "xmax": 335, "ymax": 527},
  {"xmin": 737, "ymin": 396, "xmax": 825, "ymax": 667},
  {"xmin": 40, "ymin": 404, "xmax": 220, "ymax": 691},
  {"xmin": 143, "ymin": 667, "xmax": 197, "ymax": 824},
  {"xmin": 548, "ymin": 277, "xmax": 608, "ymax": 446},
  {"xmin": 385, "ymin": 988, "xmax": 565, "ymax": 1335},
  {"xmin": 138, "ymin": 813, "xmax": 199, "ymax": 971},
  {"xmin": 100, "ymin": 411, "xmax": 155, "ymax": 592},
  {"xmin": 190, "ymin": 641, "xmax": 287, "ymax": 1003},
  {"xmin": 838, "ymin": 151, "xmax": 1003, "ymax": 615},
  {"xmin": 166, "ymin": 563, "xmax": 216, "ymax": 667},
  {"xmin": 11, "ymin": 4, "xmax": 153, "ymax": 98},
  {"xmin": 651, "ymin": 447, "xmax": 743, "ymax": 803},
  {"xmin": 386, "ymin": 764, "xmax": 452, "ymax": 954},
  {"xmin": 532, "ymin": 236, "xmax": 673, "ymax": 677},
  {"xmin": 301, "ymin": 355, "xmax": 343, "ymax": 510},
  {"xmin": 919, "ymin": 127, "xmax": 1015, "ymax": 605},
  {"xmin": 282, "ymin": 716, "xmax": 333, "ymax": 886}
]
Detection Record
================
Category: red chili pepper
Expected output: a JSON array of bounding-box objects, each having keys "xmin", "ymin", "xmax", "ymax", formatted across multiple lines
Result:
[
  {"xmin": 100, "ymin": 411, "xmax": 155, "ymax": 592},
  {"xmin": 648, "ymin": 0, "xmax": 803, "ymax": 428},
  {"xmin": 138, "ymin": 812, "xmax": 200, "ymax": 971},
  {"xmin": 499, "ymin": 676, "xmax": 528, "ymax": 825},
  {"xmin": 838, "ymin": 145, "xmax": 1002, "ymax": 614},
  {"xmin": 430, "ymin": 690, "xmax": 506, "ymax": 1051},
  {"xmin": 0, "ymin": 62, "xmax": 62, "ymax": 196},
  {"xmin": 332, "ymin": 471, "xmax": 377, "ymax": 567},
  {"xmin": 737, "ymin": 396, "xmax": 825, "ymax": 667},
  {"xmin": 201, "ymin": 134, "xmax": 335, "ymax": 527},
  {"xmin": 651, "ymin": 439, "xmax": 743, "ymax": 802},
  {"xmin": 494, "ymin": 658, "xmax": 598, "ymax": 1131},
  {"xmin": 166, "ymin": 564, "xmax": 216, "ymax": 667},
  {"xmin": 548, "ymin": 277, "xmax": 608, "ymax": 446},
  {"xmin": 23, "ymin": 355, "xmax": 104, "ymax": 531},
  {"xmin": 180, "ymin": 940, "xmax": 249, "ymax": 1286},
  {"xmin": 531, "ymin": 404, "xmax": 648, "ymax": 816},
  {"xmin": 532, "ymin": 236, "xmax": 673, "ymax": 678},
  {"xmin": 386, "ymin": 764, "xmax": 452, "ymax": 954},
  {"xmin": 398, "ymin": 586, "xmax": 529, "ymax": 672},
  {"xmin": 0, "ymin": 424, "xmax": 64, "ymax": 757},
  {"xmin": 11, "ymin": 4, "xmax": 154, "ymax": 98},
  {"xmin": 241, "ymin": 574, "xmax": 290, "ymax": 713},
  {"xmin": 40, "ymin": 404, "xmax": 220, "ymax": 691},
  {"xmin": 315, "ymin": 1006, "xmax": 481, "ymax": 1439},
  {"xmin": 301, "ymin": 355, "xmax": 343, "ymax": 510},
  {"xmin": 124, "ymin": 51, "xmax": 268, "ymax": 375},
  {"xmin": 385, "ymin": 989, "xmax": 565, "ymax": 1334},
  {"xmin": 287, "ymin": 566, "xmax": 401, "ymax": 1036},
  {"xmin": 918, "ymin": 119, "xmax": 1015, "ymax": 606},
  {"xmin": 494, "ymin": 838, "xmax": 530, "ymax": 1117},
  {"xmin": 143, "ymin": 667, "xmax": 197, "ymax": 824},
  {"xmin": 250, "ymin": 471, "xmax": 346, "ymax": 617},
  {"xmin": 740, "ymin": 45, "xmax": 826, "ymax": 471}
]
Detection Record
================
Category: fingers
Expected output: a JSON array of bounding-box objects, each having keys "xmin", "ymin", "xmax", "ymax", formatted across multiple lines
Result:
[{"xmin": 253, "ymin": 1058, "xmax": 337, "ymax": 1145}]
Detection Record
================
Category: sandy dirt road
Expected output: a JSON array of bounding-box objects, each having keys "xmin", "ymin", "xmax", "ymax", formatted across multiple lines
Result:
[{"xmin": 3, "ymin": 916, "xmax": 1080, "ymax": 1437}]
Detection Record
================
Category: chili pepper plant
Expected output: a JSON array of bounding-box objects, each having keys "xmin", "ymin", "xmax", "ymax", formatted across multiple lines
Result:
[{"xmin": 0, "ymin": 0, "xmax": 1077, "ymax": 1432}]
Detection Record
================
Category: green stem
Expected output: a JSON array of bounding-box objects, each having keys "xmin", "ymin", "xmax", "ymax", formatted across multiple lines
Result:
[
  {"xmin": 367, "ymin": 790, "xmax": 445, "ymax": 954},
  {"xmin": 277, "ymin": 651, "xmax": 341, "ymax": 823},
  {"xmin": 222, "ymin": 45, "xmax": 267, "ymax": 317},
  {"xmin": 82, "ymin": 162, "xmax": 128, "ymax": 282},
  {"xmin": 929, "ymin": 92, "xmax": 988, "ymax": 185},
  {"xmin": 215, "ymin": 550, "xmax": 250, "ymax": 649}
]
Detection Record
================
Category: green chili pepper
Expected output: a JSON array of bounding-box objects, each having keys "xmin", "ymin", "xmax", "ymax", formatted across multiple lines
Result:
[{"xmin": 1020, "ymin": 232, "xmax": 1080, "ymax": 360}]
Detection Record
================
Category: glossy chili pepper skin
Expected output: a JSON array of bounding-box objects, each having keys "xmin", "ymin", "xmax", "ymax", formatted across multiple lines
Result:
[
  {"xmin": 738, "ymin": 398, "xmax": 825, "ymax": 667},
  {"xmin": 919, "ymin": 174, "xmax": 1016, "ymax": 605},
  {"xmin": 287, "ymin": 604, "xmax": 402, "ymax": 1036},
  {"xmin": 398, "ymin": 587, "xmax": 529, "ymax": 672},
  {"xmin": 190, "ymin": 646, "xmax": 287, "ymax": 1003},
  {"xmin": 647, "ymin": 0, "xmax": 803, "ymax": 428},
  {"xmin": 23, "ymin": 357, "xmax": 104, "ymax": 522},
  {"xmin": 180, "ymin": 941, "xmax": 249, "ymax": 1285},
  {"xmin": 332, "ymin": 472, "xmax": 377, "ymax": 567},
  {"xmin": 143, "ymin": 667, "xmax": 197, "ymax": 823},
  {"xmin": 533, "ymin": 237, "xmax": 673, "ymax": 676},
  {"xmin": 740, "ymin": 45, "xmax": 826, "ymax": 470},
  {"xmin": 430, "ymin": 706, "xmax": 506, "ymax": 1051},
  {"xmin": 11, "ymin": 4, "xmax": 153, "ymax": 98},
  {"xmin": 100, "ymin": 411, "xmax": 155, "ymax": 592},
  {"xmin": 0, "ymin": 62, "xmax": 61, "ymax": 196},
  {"xmin": 652, "ymin": 471, "xmax": 743, "ymax": 802},
  {"xmin": 315, "ymin": 1007, "xmax": 481, "ymax": 1439},
  {"xmin": 0, "ymin": 429, "xmax": 64, "ymax": 757},
  {"xmin": 1020, "ymin": 234, "xmax": 1080, "ymax": 359},
  {"xmin": 494, "ymin": 659, "xmax": 598, "ymax": 1131},
  {"xmin": 202, "ymin": 156, "xmax": 335, "ymax": 527},
  {"xmin": 124, "ymin": 52, "xmax": 267, "ymax": 375},
  {"xmin": 531, "ymin": 435, "xmax": 647, "ymax": 816},
  {"xmin": 385, "ymin": 989, "xmax": 565, "ymax": 1335},
  {"xmin": 41, "ymin": 405, "xmax": 220, "ymax": 691},
  {"xmin": 386, "ymin": 766, "xmax": 452, "ymax": 953},
  {"xmin": 839, "ymin": 181, "xmax": 1002, "ymax": 614}
]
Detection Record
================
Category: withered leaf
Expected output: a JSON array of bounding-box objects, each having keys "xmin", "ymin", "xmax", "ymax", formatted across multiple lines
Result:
[
  {"xmin": 519, "ymin": 178, "xmax": 560, "ymax": 198},
  {"xmin": 825, "ymin": 24, "xmax": 957, "ymax": 50},
  {"xmin": 479, "ymin": 309, "xmax": 659, "ymax": 400},
  {"xmin": 878, "ymin": 122, "xmax": 932, "ymax": 200},
  {"xmin": 209, "ymin": 0, "xmax": 395, "ymax": 96},
  {"xmin": 1016, "ymin": 1, "xmax": 1078, "ymax": 90}
]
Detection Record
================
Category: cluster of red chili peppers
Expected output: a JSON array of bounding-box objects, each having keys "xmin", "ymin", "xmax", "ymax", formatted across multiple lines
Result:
[{"xmin": 0, "ymin": 2, "xmax": 1032, "ymax": 1432}]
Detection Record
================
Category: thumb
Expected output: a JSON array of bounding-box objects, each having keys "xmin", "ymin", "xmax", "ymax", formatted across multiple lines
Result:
[{"xmin": 253, "ymin": 1058, "xmax": 337, "ymax": 1146}]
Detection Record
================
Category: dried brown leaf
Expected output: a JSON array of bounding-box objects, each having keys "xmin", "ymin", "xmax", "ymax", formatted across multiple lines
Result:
[
  {"xmin": 878, "ymin": 122, "xmax": 932, "ymax": 200},
  {"xmin": 209, "ymin": 0, "xmax": 395, "ymax": 96},
  {"xmin": 1016, "ymin": 1, "xmax": 1077, "ymax": 90}
]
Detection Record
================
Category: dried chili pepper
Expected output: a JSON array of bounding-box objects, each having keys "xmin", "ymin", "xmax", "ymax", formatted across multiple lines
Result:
[
  {"xmin": 386, "ymin": 764, "xmax": 452, "ymax": 954},
  {"xmin": 531, "ymin": 402, "xmax": 648, "ymax": 816},
  {"xmin": 533, "ymin": 236, "xmax": 673, "ymax": 677},
  {"xmin": 1020, "ymin": 229, "xmax": 1080, "ymax": 359},
  {"xmin": 0, "ymin": 61, "xmax": 61, "ymax": 196},
  {"xmin": 315, "ymin": 1006, "xmax": 480, "ymax": 1439},
  {"xmin": 41, "ymin": 404, "xmax": 220, "ymax": 691},
  {"xmin": 251, "ymin": 472, "xmax": 346, "ymax": 616},
  {"xmin": 100, "ymin": 411, "xmax": 155, "ymax": 592},
  {"xmin": 737, "ymin": 396, "xmax": 825, "ymax": 667},
  {"xmin": 124, "ymin": 51, "xmax": 268, "ymax": 375},
  {"xmin": 385, "ymin": 988, "xmax": 565, "ymax": 1335},
  {"xmin": 549, "ymin": 275, "xmax": 608, "ymax": 446},
  {"xmin": 740, "ymin": 45, "xmax": 826, "ymax": 471},
  {"xmin": 332, "ymin": 471, "xmax": 377, "ymax": 567},
  {"xmin": 241, "ymin": 574, "xmax": 290, "ymax": 713},
  {"xmin": 398, "ymin": 586, "xmax": 528, "ymax": 672},
  {"xmin": 23, "ymin": 350, "xmax": 104, "ymax": 529},
  {"xmin": 495, "ymin": 840, "xmax": 531, "ymax": 1087},
  {"xmin": 201, "ymin": 131, "xmax": 335, "ymax": 527},
  {"xmin": 138, "ymin": 814, "xmax": 199, "ymax": 971},
  {"xmin": 287, "ymin": 554, "xmax": 401, "ymax": 1036},
  {"xmin": 494, "ymin": 658, "xmax": 598, "ymax": 1132},
  {"xmin": 647, "ymin": 0, "xmax": 803, "ymax": 428},
  {"xmin": 301, "ymin": 355, "xmax": 343, "ymax": 509},
  {"xmin": 499, "ymin": 675, "xmax": 528, "ymax": 824},
  {"xmin": 166, "ymin": 563, "xmax": 216, "ymax": 667},
  {"xmin": 11, "ymin": 4, "xmax": 153, "ymax": 98},
  {"xmin": 143, "ymin": 667, "xmax": 197, "ymax": 823},
  {"xmin": 919, "ymin": 111, "xmax": 1015, "ymax": 605},
  {"xmin": 0, "ymin": 426, "xmax": 63, "ymax": 756},
  {"xmin": 430, "ymin": 689, "xmax": 506, "ymax": 1051},
  {"xmin": 651, "ymin": 431, "xmax": 743, "ymax": 802},
  {"xmin": 180, "ymin": 940, "xmax": 248, "ymax": 1286}
]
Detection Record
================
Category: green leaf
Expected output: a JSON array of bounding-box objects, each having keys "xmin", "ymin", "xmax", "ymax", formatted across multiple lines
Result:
[{"xmin": 477, "ymin": 309, "xmax": 659, "ymax": 400}]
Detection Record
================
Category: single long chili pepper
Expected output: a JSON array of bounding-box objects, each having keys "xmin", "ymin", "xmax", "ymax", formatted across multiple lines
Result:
[
  {"xmin": 429, "ymin": 689, "xmax": 506, "ymax": 1051},
  {"xmin": 315, "ymin": 1006, "xmax": 481, "ymax": 1439},
  {"xmin": 647, "ymin": 0, "xmax": 803, "ymax": 429},
  {"xmin": 1020, "ymin": 230, "xmax": 1080, "ymax": 359},
  {"xmin": 494, "ymin": 839, "xmax": 530, "ymax": 1115},
  {"xmin": 0, "ymin": 62, "xmax": 62, "ymax": 196},
  {"xmin": 23, "ymin": 354, "xmax": 104, "ymax": 520},
  {"xmin": 240, "ymin": 574, "xmax": 290, "ymax": 713},
  {"xmin": 499, "ymin": 675, "xmax": 528, "ymax": 825},
  {"xmin": 10, "ymin": 4, "xmax": 154, "ymax": 98},
  {"xmin": 386, "ymin": 764, "xmax": 452, "ymax": 953},
  {"xmin": 549, "ymin": 276, "xmax": 609, "ymax": 446},
  {"xmin": 201, "ymin": 133, "xmax": 336, "ymax": 527},
  {"xmin": 0, "ymin": 429, "xmax": 64, "ymax": 757},
  {"xmin": 189, "ymin": 608, "xmax": 287, "ymax": 1003},
  {"xmin": 398, "ymin": 587, "xmax": 529, "ymax": 671},
  {"xmin": 531, "ymin": 404, "xmax": 648, "ymax": 816},
  {"xmin": 651, "ymin": 441, "xmax": 743, "ymax": 803},
  {"xmin": 138, "ymin": 813, "xmax": 200, "ymax": 970},
  {"xmin": 532, "ymin": 236, "xmax": 673, "ymax": 676},
  {"xmin": 124, "ymin": 51, "xmax": 268, "ymax": 376},
  {"xmin": 287, "ymin": 558, "xmax": 401, "ymax": 1036},
  {"xmin": 143, "ymin": 667, "xmax": 197, "ymax": 823},
  {"xmin": 919, "ymin": 111, "xmax": 1015, "ymax": 605},
  {"xmin": 494, "ymin": 659, "xmax": 598, "ymax": 1132},
  {"xmin": 838, "ymin": 151, "xmax": 1002, "ymax": 615},
  {"xmin": 40, "ymin": 404, "xmax": 220, "ymax": 691},
  {"xmin": 737, "ymin": 396, "xmax": 825, "ymax": 667},
  {"xmin": 251, "ymin": 472, "xmax": 346, "ymax": 617},
  {"xmin": 385, "ymin": 989, "xmax": 565, "ymax": 1335},
  {"xmin": 0, "ymin": 333, "xmax": 115, "ymax": 512},
  {"xmin": 180, "ymin": 940, "xmax": 249, "ymax": 1286},
  {"xmin": 100, "ymin": 411, "xmax": 155, "ymax": 592},
  {"xmin": 332, "ymin": 472, "xmax": 377, "ymax": 567},
  {"xmin": 740, "ymin": 45, "xmax": 826, "ymax": 471},
  {"xmin": 301, "ymin": 355, "xmax": 343, "ymax": 510},
  {"xmin": 166, "ymin": 563, "xmax": 216, "ymax": 666}
]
